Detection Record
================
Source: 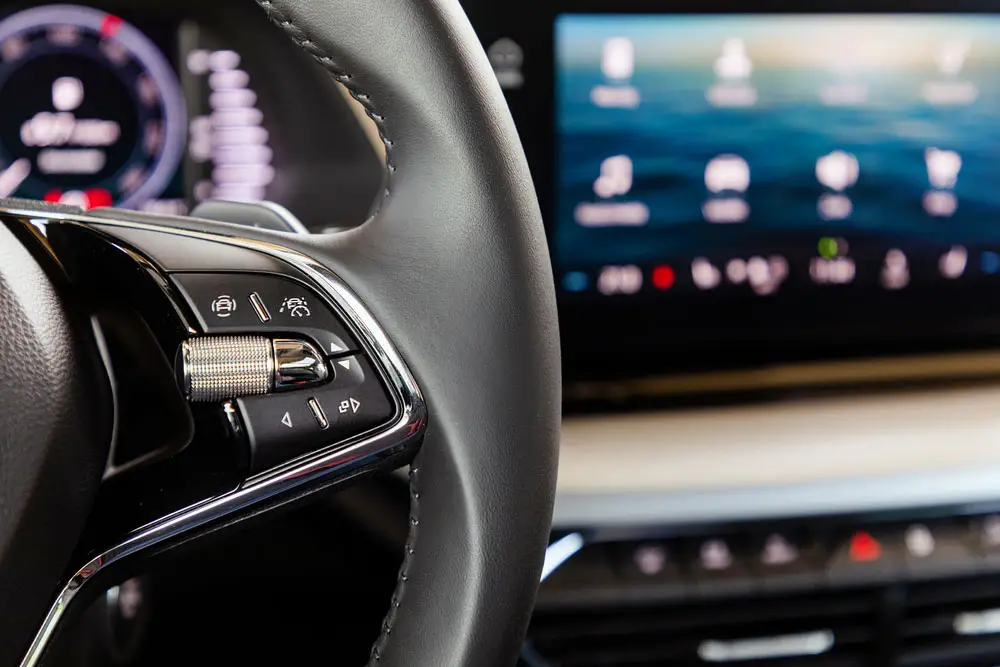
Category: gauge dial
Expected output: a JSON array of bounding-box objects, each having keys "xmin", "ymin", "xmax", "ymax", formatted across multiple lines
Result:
[{"xmin": 0, "ymin": 4, "xmax": 185, "ymax": 208}]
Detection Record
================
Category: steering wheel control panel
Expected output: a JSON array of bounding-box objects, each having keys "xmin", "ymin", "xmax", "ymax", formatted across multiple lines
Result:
[
  {"xmin": 0, "ymin": 199, "xmax": 424, "ymax": 547},
  {"xmin": 1, "ymin": 198, "xmax": 427, "ymax": 667},
  {"xmin": 172, "ymin": 272, "xmax": 395, "ymax": 473}
]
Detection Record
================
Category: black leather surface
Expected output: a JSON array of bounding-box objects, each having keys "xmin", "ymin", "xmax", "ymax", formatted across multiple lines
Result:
[
  {"xmin": 0, "ymin": 223, "xmax": 110, "ymax": 666},
  {"xmin": 256, "ymin": 1, "xmax": 561, "ymax": 664}
]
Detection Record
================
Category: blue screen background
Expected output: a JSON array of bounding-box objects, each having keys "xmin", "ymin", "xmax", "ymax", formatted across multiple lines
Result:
[{"xmin": 555, "ymin": 15, "xmax": 1000, "ymax": 268}]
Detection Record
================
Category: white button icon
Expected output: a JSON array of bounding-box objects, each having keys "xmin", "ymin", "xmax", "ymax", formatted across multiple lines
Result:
[
  {"xmin": 816, "ymin": 151, "xmax": 859, "ymax": 192},
  {"xmin": 597, "ymin": 265, "xmax": 642, "ymax": 295},
  {"xmin": 281, "ymin": 411, "xmax": 293, "ymax": 428},
  {"xmin": 633, "ymin": 544, "xmax": 668, "ymax": 576},
  {"xmin": 818, "ymin": 194, "xmax": 853, "ymax": 221},
  {"xmin": 881, "ymin": 249, "xmax": 910, "ymax": 290},
  {"xmin": 726, "ymin": 258, "xmax": 747, "ymax": 284},
  {"xmin": 762, "ymin": 534, "xmax": 799, "ymax": 566},
  {"xmin": 924, "ymin": 191, "xmax": 958, "ymax": 218},
  {"xmin": 692, "ymin": 258, "xmax": 722, "ymax": 290},
  {"xmin": 700, "ymin": 539, "xmax": 733, "ymax": 571},
  {"xmin": 809, "ymin": 257, "xmax": 856, "ymax": 285},
  {"xmin": 714, "ymin": 38, "xmax": 752, "ymax": 80},
  {"xmin": 750, "ymin": 256, "xmax": 789, "ymax": 296},
  {"xmin": 601, "ymin": 37, "xmax": 634, "ymax": 80},
  {"xmin": 279, "ymin": 296, "xmax": 311, "ymax": 318},
  {"xmin": 936, "ymin": 40, "xmax": 971, "ymax": 76},
  {"xmin": 593, "ymin": 155, "xmax": 633, "ymax": 198},
  {"xmin": 905, "ymin": 524, "xmax": 936, "ymax": 559},
  {"xmin": 338, "ymin": 397, "xmax": 362, "ymax": 415},
  {"xmin": 705, "ymin": 155, "xmax": 750, "ymax": 194},
  {"xmin": 926, "ymin": 148, "xmax": 962, "ymax": 189},
  {"xmin": 52, "ymin": 76, "xmax": 84, "ymax": 111},
  {"xmin": 338, "ymin": 359, "xmax": 352, "ymax": 370},
  {"xmin": 211, "ymin": 294, "xmax": 237, "ymax": 318},
  {"xmin": 940, "ymin": 246, "xmax": 968, "ymax": 279},
  {"xmin": 702, "ymin": 198, "xmax": 749, "ymax": 224}
]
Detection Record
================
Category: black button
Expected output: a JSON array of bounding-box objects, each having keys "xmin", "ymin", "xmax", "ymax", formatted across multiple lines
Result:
[
  {"xmin": 689, "ymin": 535, "xmax": 757, "ymax": 596},
  {"xmin": 896, "ymin": 521, "xmax": 980, "ymax": 579},
  {"xmin": 826, "ymin": 528, "xmax": 904, "ymax": 585},
  {"xmin": 238, "ymin": 392, "xmax": 326, "ymax": 472},
  {"xmin": 238, "ymin": 355, "xmax": 395, "ymax": 473},
  {"xmin": 750, "ymin": 531, "xmax": 826, "ymax": 592},
  {"xmin": 329, "ymin": 354, "xmax": 367, "ymax": 389},
  {"xmin": 972, "ymin": 514, "xmax": 1000, "ymax": 573},
  {"xmin": 615, "ymin": 541, "xmax": 688, "ymax": 600},
  {"xmin": 171, "ymin": 272, "xmax": 359, "ymax": 356},
  {"xmin": 311, "ymin": 359, "xmax": 394, "ymax": 442}
]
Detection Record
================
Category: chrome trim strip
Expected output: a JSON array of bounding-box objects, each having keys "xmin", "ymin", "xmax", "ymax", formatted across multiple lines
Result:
[
  {"xmin": 539, "ymin": 533, "xmax": 585, "ymax": 582},
  {"xmin": 955, "ymin": 608, "xmax": 1000, "ymax": 636},
  {"xmin": 698, "ymin": 631, "xmax": 835, "ymax": 663},
  {"xmin": 10, "ymin": 205, "xmax": 426, "ymax": 667},
  {"xmin": 552, "ymin": 466, "xmax": 1000, "ymax": 529}
]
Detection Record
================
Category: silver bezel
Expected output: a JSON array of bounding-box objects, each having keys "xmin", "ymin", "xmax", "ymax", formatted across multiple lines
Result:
[{"xmin": 2, "ymin": 204, "xmax": 427, "ymax": 667}]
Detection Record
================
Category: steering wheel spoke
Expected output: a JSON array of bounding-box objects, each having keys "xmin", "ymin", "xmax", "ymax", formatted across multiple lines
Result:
[{"xmin": 0, "ymin": 202, "xmax": 425, "ymax": 667}]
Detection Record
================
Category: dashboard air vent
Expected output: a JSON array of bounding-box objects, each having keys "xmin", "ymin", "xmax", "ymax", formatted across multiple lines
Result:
[
  {"xmin": 526, "ymin": 590, "xmax": 879, "ymax": 667},
  {"xmin": 901, "ymin": 575, "xmax": 1000, "ymax": 667}
]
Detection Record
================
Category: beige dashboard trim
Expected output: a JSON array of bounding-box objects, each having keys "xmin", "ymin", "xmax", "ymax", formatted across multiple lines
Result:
[
  {"xmin": 566, "ymin": 350, "xmax": 1000, "ymax": 399},
  {"xmin": 556, "ymin": 383, "xmax": 1000, "ymax": 526}
]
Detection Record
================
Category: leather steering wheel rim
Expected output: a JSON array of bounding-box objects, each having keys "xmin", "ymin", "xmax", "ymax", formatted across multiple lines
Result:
[{"xmin": 251, "ymin": 1, "xmax": 561, "ymax": 665}]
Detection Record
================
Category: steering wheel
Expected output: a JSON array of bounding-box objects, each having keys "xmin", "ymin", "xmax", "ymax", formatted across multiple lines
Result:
[{"xmin": 0, "ymin": 0, "xmax": 561, "ymax": 665}]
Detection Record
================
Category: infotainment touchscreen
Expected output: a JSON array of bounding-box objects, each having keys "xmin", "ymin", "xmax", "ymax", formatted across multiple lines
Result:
[{"xmin": 554, "ymin": 15, "xmax": 1000, "ymax": 299}]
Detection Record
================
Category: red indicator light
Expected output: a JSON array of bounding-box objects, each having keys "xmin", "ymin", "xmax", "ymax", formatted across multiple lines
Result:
[
  {"xmin": 100, "ymin": 14, "xmax": 123, "ymax": 37},
  {"xmin": 849, "ymin": 531, "xmax": 882, "ymax": 562},
  {"xmin": 43, "ymin": 189, "xmax": 62, "ymax": 203},
  {"xmin": 652, "ymin": 265, "xmax": 675, "ymax": 290},
  {"xmin": 85, "ymin": 188, "xmax": 113, "ymax": 209}
]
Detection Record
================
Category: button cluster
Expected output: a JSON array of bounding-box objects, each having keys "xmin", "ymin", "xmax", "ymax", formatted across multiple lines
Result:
[
  {"xmin": 172, "ymin": 272, "xmax": 359, "ymax": 356},
  {"xmin": 237, "ymin": 355, "xmax": 393, "ymax": 472},
  {"xmin": 170, "ymin": 272, "xmax": 395, "ymax": 473},
  {"xmin": 541, "ymin": 516, "xmax": 1000, "ymax": 604}
]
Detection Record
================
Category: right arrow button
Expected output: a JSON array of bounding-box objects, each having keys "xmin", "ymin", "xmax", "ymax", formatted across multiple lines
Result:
[
  {"xmin": 328, "ymin": 354, "xmax": 368, "ymax": 390},
  {"xmin": 314, "ymin": 355, "xmax": 395, "ymax": 445}
]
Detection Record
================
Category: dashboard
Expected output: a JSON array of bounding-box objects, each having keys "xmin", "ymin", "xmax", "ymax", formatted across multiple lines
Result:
[
  {"xmin": 9, "ymin": 0, "xmax": 999, "ymax": 538},
  {"xmin": 12, "ymin": 2, "xmax": 1000, "ymax": 666},
  {"xmin": 0, "ymin": 0, "xmax": 383, "ymax": 229}
]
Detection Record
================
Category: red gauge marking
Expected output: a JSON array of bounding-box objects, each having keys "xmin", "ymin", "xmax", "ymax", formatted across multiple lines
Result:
[
  {"xmin": 85, "ymin": 188, "xmax": 113, "ymax": 208},
  {"xmin": 43, "ymin": 189, "xmax": 62, "ymax": 203},
  {"xmin": 99, "ymin": 14, "xmax": 123, "ymax": 37}
]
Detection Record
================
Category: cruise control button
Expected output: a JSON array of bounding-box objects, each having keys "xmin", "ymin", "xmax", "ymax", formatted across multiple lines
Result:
[
  {"xmin": 615, "ymin": 542, "xmax": 688, "ymax": 600},
  {"xmin": 238, "ymin": 393, "xmax": 327, "ymax": 472},
  {"xmin": 238, "ymin": 355, "xmax": 394, "ymax": 473},
  {"xmin": 330, "ymin": 354, "xmax": 367, "ymax": 389},
  {"xmin": 690, "ymin": 536, "xmax": 756, "ymax": 596},
  {"xmin": 752, "ymin": 531, "xmax": 825, "ymax": 591},
  {"xmin": 171, "ymin": 272, "xmax": 360, "ymax": 356},
  {"xmin": 899, "ymin": 522, "xmax": 979, "ymax": 579},
  {"xmin": 313, "ymin": 366, "xmax": 394, "ymax": 443},
  {"xmin": 826, "ymin": 529, "xmax": 904, "ymax": 585}
]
